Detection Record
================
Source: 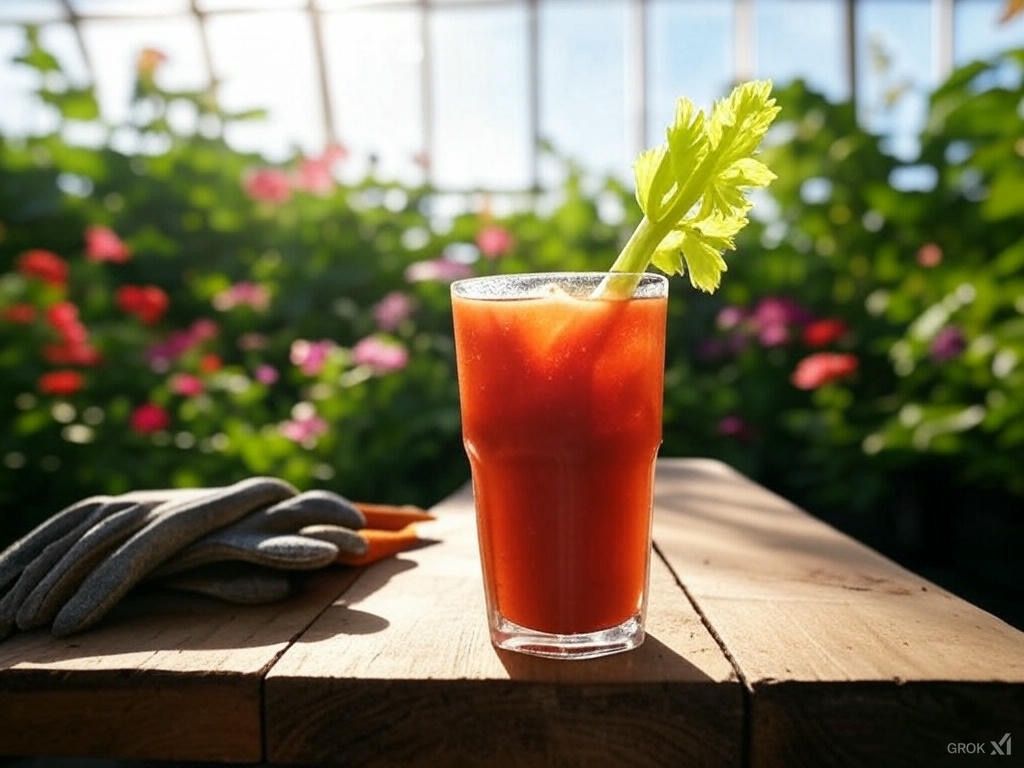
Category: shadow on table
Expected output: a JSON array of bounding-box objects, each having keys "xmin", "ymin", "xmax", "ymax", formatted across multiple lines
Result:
[
  {"xmin": 495, "ymin": 633, "xmax": 715, "ymax": 684},
  {"xmin": 0, "ymin": 550, "xmax": 430, "ymax": 663}
]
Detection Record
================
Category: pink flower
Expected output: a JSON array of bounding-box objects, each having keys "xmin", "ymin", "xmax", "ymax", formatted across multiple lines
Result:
[
  {"xmin": 754, "ymin": 297, "xmax": 813, "ymax": 327},
  {"xmin": 352, "ymin": 335, "xmax": 409, "ymax": 374},
  {"xmin": 791, "ymin": 353, "xmax": 859, "ymax": 390},
  {"xmin": 294, "ymin": 157, "xmax": 334, "ymax": 195},
  {"xmin": 170, "ymin": 373, "xmax": 204, "ymax": 397},
  {"xmin": 322, "ymin": 143, "xmax": 349, "ymax": 165},
  {"xmin": 404, "ymin": 258, "xmax": 473, "ymax": 283},
  {"xmin": 244, "ymin": 168, "xmax": 292, "ymax": 204},
  {"xmin": 130, "ymin": 403, "xmax": 170, "ymax": 434},
  {"xmin": 372, "ymin": 291, "xmax": 415, "ymax": 331},
  {"xmin": 280, "ymin": 412, "xmax": 328, "ymax": 445},
  {"xmin": 85, "ymin": 226, "xmax": 131, "ymax": 263},
  {"xmin": 716, "ymin": 415, "xmax": 753, "ymax": 441},
  {"xmin": 290, "ymin": 339, "xmax": 334, "ymax": 376},
  {"xmin": 255, "ymin": 364, "xmax": 279, "ymax": 385},
  {"xmin": 716, "ymin": 306, "xmax": 747, "ymax": 331},
  {"xmin": 917, "ymin": 242, "xmax": 943, "ymax": 268},
  {"xmin": 476, "ymin": 225, "xmax": 514, "ymax": 260},
  {"xmin": 213, "ymin": 282, "xmax": 270, "ymax": 312},
  {"xmin": 752, "ymin": 297, "xmax": 812, "ymax": 348},
  {"xmin": 412, "ymin": 150, "xmax": 431, "ymax": 170},
  {"xmin": 146, "ymin": 320, "xmax": 219, "ymax": 371},
  {"xmin": 930, "ymin": 326, "xmax": 966, "ymax": 362},
  {"xmin": 191, "ymin": 318, "xmax": 219, "ymax": 342}
]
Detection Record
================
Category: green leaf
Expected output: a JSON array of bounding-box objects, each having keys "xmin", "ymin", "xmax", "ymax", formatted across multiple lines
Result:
[
  {"xmin": 39, "ymin": 87, "xmax": 100, "ymax": 121},
  {"xmin": 665, "ymin": 98, "xmax": 708, "ymax": 197},
  {"xmin": 679, "ymin": 229, "xmax": 729, "ymax": 293},
  {"xmin": 650, "ymin": 230, "xmax": 684, "ymax": 275},
  {"xmin": 608, "ymin": 79, "xmax": 780, "ymax": 295},
  {"xmin": 633, "ymin": 146, "xmax": 672, "ymax": 220}
]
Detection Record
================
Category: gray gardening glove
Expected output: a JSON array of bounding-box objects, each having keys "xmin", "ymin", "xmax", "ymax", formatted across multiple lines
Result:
[
  {"xmin": 152, "ymin": 490, "xmax": 367, "ymax": 577},
  {"xmin": 0, "ymin": 483, "xmax": 374, "ymax": 638},
  {"xmin": 1, "ymin": 478, "xmax": 296, "ymax": 638}
]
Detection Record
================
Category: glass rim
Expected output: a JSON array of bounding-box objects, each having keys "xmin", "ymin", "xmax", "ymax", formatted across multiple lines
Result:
[{"xmin": 451, "ymin": 271, "xmax": 668, "ymax": 300}]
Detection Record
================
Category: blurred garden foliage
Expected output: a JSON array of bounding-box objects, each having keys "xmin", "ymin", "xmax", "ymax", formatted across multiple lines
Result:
[{"xmin": 1, "ymin": 27, "xmax": 1022, "ymax": 547}]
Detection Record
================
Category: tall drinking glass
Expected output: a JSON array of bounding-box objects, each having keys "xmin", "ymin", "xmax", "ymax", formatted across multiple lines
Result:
[{"xmin": 451, "ymin": 272, "xmax": 668, "ymax": 659}]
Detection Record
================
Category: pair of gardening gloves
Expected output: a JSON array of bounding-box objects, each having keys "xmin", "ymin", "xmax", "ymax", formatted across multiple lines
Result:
[{"xmin": 0, "ymin": 477, "xmax": 433, "ymax": 639}]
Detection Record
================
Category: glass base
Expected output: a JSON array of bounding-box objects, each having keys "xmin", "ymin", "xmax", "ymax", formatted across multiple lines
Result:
[{"xmin": 490, "ymin": 611, "xmax": 645, "ymax": 660}]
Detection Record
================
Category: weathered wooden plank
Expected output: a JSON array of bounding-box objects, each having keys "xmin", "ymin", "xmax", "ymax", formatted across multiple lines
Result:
[
  {"xmin": 266, "ymin": 485, "xmax": 742, "ymax": 767},
  {"xmin": 652, "ymin": 458, "xmax": 1024, "ymax": 768},
  {"xmin": 0, "ymin": 567, "xmax": 359, "ymax": 762}
]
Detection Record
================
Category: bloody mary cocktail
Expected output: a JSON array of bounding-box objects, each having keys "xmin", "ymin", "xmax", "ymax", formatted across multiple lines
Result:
[{"xmin": 452, "ymin": 273, "xmax": 667, "ymax": 659}]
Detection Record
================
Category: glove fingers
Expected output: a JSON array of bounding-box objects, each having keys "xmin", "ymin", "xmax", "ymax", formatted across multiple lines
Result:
[
  {"xmin": 3, "ymin": 500, "xmax": 130, "ymax": 632},
  {"xmin": 0, "ymin": 495, "xmax": 114, "ymax": 594},
  {"xmin": 52, "ymin": 477, "xmax": 296, "ymax": 637},
  {"xmin": 118, "ymin": 488, "xmax": 221, "ymax": 505},
  {"xmin": 156, "ymin": 532, "xmax": 339, "ymax": 576},
  {"xmin": 234, "ymin": 490, "xmax": 365, "ymax": 534},
  {"xmin": 157, "ymin": 564, "xmax": 292, "ymax": 605},
  {"xmin": 299, "ymin": 524, "xmax": 368, "ymax": 558},
  {"xmin": 16, "ymin": 500, "xmax": 157, "ymax": 631}
]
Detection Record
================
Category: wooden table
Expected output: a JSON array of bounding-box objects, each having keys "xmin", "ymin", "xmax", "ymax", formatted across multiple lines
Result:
[{"xmin": 1, "ymin": 459, "xmax": 1021, "ymax": 767}]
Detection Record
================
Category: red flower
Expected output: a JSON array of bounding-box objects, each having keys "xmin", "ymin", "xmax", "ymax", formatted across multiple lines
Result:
[
  {"xmin": 85, "ymin": 226, "xmax": 131, "ymax": 263},
  {"xmin": 2, "ymin": 304, "xmax": 36, "ymax": 323},
  {"xmin": 38, "ymin": 370, "xmax": 84, "ymax": 396},
  {"xmin": 43, "ymin": 301, "xmax": 99, "ymax": 365},
  {"xmin": 17, "ymin": 249, "xmax": 68, "ymax": 286},
  {"xmin": 916, "ymin": 242, "xmax": 942, "ymax": 268},
  {"xmin": 47, "ymin": 301, "xmax": 80, "ymax": 330},
  {"xmin": 802, "ymin": 318, "xmax": 848, "ymax": 348},
  {"xmin": 243, "ymin": 168, "xmax": 292, "ymax": 204},
  {"xmin": 791, "ymin": 353, "xmax": 859, "ymax": 390},
  {"xmin": 43, "ymin": 343, "xmax": 101, "ymax": 366},
  {"xmin": 476, "ymin": 225, "xmax": 514, "ymax": 260},
  {"xmin": 199, "ymin": 353, "xmax": 222, "ymax": 374},
  {"xmin": 117, "ymin": 285, "xmax": 169, "ymax": 325},
  {"xmin": 130, "ymin": 403, "xmax": 170, "ymax": 434}
]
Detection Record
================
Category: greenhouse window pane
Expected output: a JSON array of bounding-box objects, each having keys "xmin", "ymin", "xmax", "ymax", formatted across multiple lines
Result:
[
  {"xmin": 0, "ymin": 24, "xmax": 90, "ymax": 137},
  {"xmin": 0, "ymin": 27, "xmax": 50, "ymax": 137},
  {"xmin": 649, "ymin": 0, "xmax": 732, "ymax": 145},
  {"xmin": 430, "ymin": 4, "xmax": 530, "ymax": 189},
  {"xmin": 756, "ymin": 0, "xmax": 845, "ymax": 101},
  {"xmin": 323, "ymin": 7, "xmax": 423, "ymax": 185},
  {"xmin": 71, "ymin": 0, "xmax": 189, "ymax": 14},
  {"xmin": 540, "ymin": 0, "xmax": 628, "ymax": 183},
  {"xmin": 955, "ymin": 0, "xmax": 1024, "ymax": 64},
  {"xmin": 856, "ymin": 0, "xmax": 932, "ymax": 160},
  {"xmin": 0, "ymin": 2, "xmax": 63, "ymax": 22},
  {"xmin": 81, "ymin": 16, "xmax": 207, "ymax": 123},
  {"xmin": 199, "ymin": 0, "xmax": 304, "ymax": 10},
  {"xmin": 206, "ymin": 11, "xmax": 325, "ymax": 159}
]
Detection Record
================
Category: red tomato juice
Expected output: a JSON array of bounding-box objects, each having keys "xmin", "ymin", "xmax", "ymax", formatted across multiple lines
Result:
[{"xmin": 452, "ymin": 288, "xmax": 667, "ymax": 635}]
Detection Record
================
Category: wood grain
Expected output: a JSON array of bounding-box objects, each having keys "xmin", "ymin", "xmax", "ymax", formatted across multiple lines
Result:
[
  {"xmin": 0, "ymin": 567, "xmax": 359, "ymax": 762},
  {"xmin": 652, "ymin": 458, "xmax": 1024, "ymax": 768},
  {"xmin": 266, "ymin": 485, "xmax": 743, "ymax": 767}
]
